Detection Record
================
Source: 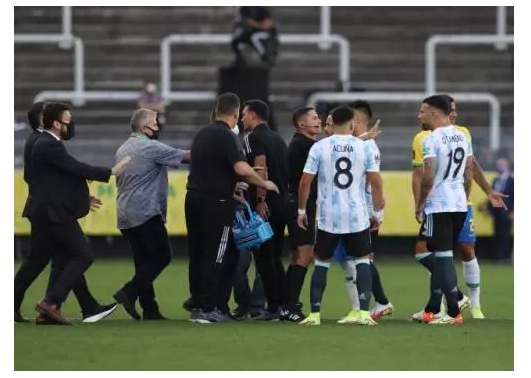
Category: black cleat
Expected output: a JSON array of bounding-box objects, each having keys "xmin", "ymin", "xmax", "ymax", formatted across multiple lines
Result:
[{"xmin": 283, "ymin": 309, "xmax": 306, "ymax": 323}]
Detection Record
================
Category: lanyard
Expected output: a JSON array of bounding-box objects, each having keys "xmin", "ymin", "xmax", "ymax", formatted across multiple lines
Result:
[{"xmin": 131, "ymin": 133, "xmax": 149, "ymax": 140}]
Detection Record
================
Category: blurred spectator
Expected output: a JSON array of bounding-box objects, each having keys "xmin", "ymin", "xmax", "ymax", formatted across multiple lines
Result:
[
  {"xmin": 138, "ymin": 81, "xmax": 166, "ymax": 129},
  {"xmin": 231, "ymin": 6, "xmax": 279, "ymax": 68},
  {"xmin": 486, "ymin": 158, "xmax": 514, "ymax": 262}
]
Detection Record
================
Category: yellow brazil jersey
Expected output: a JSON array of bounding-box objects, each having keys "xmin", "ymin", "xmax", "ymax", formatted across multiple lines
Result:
[{"xmin": 412, "ymin": 125, "xmax": 473, "ymax": 204}]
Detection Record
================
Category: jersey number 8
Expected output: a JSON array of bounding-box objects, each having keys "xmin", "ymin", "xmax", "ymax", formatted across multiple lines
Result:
[{"xmin": 334, "ymin": 157, "xmax": 353, "ymax": 189}]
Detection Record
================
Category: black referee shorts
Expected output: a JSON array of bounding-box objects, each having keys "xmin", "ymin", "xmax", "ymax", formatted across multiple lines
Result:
[
  {"xmin": 315, "ymin": 228, "xmax": 372, "ymax": 261},
  {"xmin": 424, "ymin": 212, "xmax": 467, "ymax": 252},
  {"xmin": 286, "ymin": 193, "xmax": 316, "ymax": 250}
]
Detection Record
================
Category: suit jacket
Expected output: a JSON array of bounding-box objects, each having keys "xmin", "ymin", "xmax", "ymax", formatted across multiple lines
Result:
[
  {"xmin": 489, "ymin": 174, "xmax": 514, "ymax": 217},
  {"xmin": 27, "ymin": 131, "xmax": 112, "ymax": 224},
  {"xmin": 21, "ymin": 130, "xmax": 42, "ymax": 218}
]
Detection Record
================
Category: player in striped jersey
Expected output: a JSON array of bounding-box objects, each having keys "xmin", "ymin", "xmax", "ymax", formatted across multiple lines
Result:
[
  {"xmin": 415, "ymin": 95, "xmax": 474, "ymax": 324},
  {"xmin": 411, "ymin": 95, "xmax": 508, "ymax": 322},
  {"xmin": 297, "ymin": 106, "xmax": 385, "ymax": 326},
  {"xmin": 334, "ymin": 101, "xmax": 394, "ymax": 324}
]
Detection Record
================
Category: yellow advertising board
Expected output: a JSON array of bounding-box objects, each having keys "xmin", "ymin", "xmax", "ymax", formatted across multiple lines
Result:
[{"xmin": 14, "ymin": 171, "xmax": 495, "ymax": 236}]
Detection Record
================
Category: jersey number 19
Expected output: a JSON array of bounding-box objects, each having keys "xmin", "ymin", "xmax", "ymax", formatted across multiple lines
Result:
[{"xmin": 443, "ymin": 147, "xmax": 465, "ymax": 180}]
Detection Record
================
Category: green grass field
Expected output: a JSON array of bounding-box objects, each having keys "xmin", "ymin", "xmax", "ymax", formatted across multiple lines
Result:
[{"xmin": 14, "ymin": 259, "xmax": 514, "ymax": 371}]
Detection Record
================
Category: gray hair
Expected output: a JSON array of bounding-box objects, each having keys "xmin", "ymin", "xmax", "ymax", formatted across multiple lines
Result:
[{"xmin": 130, "ymin": 109, "xmax": 156, "ymax": 132}]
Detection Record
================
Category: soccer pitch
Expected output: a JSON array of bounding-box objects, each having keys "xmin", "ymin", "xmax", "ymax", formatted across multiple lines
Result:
[{"xmin": 14, "ymin": 259, "xmax": 514, "ymax": 371}]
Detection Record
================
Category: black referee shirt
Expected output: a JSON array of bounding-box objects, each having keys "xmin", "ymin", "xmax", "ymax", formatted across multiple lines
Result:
[
  {"xmin": 187, "ymin": 121, "xmax": 245, "ymax": 199},
  {"xmin": 287, "ymin": 132, "xmax": 317, "ymax": 199},
  {"xmin": 242, "ymin": 123, "xmax": 287, "ymax": 210}
]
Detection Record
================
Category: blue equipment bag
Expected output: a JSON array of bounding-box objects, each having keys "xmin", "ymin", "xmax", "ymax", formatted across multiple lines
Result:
[{"xmin": 232, "ymin": 203, "xmax": 274, "ymax": 251}]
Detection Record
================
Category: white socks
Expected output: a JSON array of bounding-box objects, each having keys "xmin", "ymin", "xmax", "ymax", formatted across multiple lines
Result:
[
  {"xmin": 462, "ymin": 258, "xmax": 481, "ymax": 307},
  {"xmin": 339, "ymin": 260, "xmax": 360, "ymax": 311}
]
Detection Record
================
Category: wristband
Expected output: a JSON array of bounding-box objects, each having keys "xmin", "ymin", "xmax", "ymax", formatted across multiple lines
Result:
[{"xmin": 372, "ymin": 210, "xmax": 384, "ymax": 222}]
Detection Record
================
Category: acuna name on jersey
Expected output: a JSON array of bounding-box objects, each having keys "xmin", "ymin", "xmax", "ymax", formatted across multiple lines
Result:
[
  {"xmin": 333, "ymin": 144, "xmax": 354, "ymax": 153},
  {"xmin": 441, "ymin": 135, "xmax": 465, "ymax": 144}
]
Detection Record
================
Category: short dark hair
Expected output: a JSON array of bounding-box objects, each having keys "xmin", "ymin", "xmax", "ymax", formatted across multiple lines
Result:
[
  {"xmin": 423, "ymin": 95, "xmax": 450, "ymax": 115},
  {"xmin": 441, "ymin": 94, "xmax": 455, "ymax": 104},
  {"xmin": 292, "ymin": 106, "xmax": 314, "ymax": 127},
  {"xmin": 331, "ymin": 106, "xmax": 354, "ymax": 125},
  {"xmin": 43, "ymin": 103, "xmax": 70, "ymax": 130},
  {"xmin": 349, "ymin": 100, "xmax": 372, "ymax": 119},
  {"xmin": 215, "ymin": 93, "xmax": 240, "ymax": 117},
  {"xmin": 244, "ymin": 99, "xmax": 269, "ymax": 121},
  {"xmin": 27, "ymin": 102, "xmax": 46, "ymax": 130}
]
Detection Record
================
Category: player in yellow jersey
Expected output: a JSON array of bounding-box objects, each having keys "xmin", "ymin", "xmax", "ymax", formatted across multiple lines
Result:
[{"xmin": 411, "ymin": 95, "xmax": 507, "ymax": 321}]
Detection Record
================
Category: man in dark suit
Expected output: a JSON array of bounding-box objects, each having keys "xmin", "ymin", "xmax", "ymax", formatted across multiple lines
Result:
[
  {"xmin": 15, "ymin": 102, "xmax": 118, "ymax": 324},
  {"xmin": 27, "ymin": 103, "xmax": 131, "ymax": 325},
  {"xmin": 488, "ymin": 158, "xmax": 514, "ymax": 261}
]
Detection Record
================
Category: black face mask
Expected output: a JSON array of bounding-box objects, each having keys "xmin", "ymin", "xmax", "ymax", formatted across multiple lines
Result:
[
  {"xmin": 145, "ymin": 115, "xmax": 164, "ymax": 140},
  {"xmin": 145, "ymin": 127, "xmax": 159, "ymax": 140},
  {"xmin": 59, "ymin": 120, "xmax": 75, "ymax": 140}
]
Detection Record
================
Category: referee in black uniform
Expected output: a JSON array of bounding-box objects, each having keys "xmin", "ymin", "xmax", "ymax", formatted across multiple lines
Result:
[
  {"xmin": 241, "ymin": 99, "xmax": 288, "ymax": 320},
  {"xmin": 283, "ymin": 106, "xmax": 322, "ymax": 321},
  {"xmin": 186, "ymin": 93, "xmax": 279, "ymax": 324}
]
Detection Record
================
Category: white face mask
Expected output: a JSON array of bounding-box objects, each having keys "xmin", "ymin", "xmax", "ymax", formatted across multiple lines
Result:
[
  {"xmin": 232, "ymin": 124, "xmax": 240, "ymax": 135},
  {"xmin": 146, "ymin": 84, "xmax": 156, "ymax": 93}
]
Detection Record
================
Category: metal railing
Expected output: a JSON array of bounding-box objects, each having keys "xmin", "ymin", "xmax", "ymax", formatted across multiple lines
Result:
[
  {"xmin": 425, "ymin": 34, "xmax": 514, "ymax": 95},
  {"xmin": 59, "ymin": 6, "xmax": 73, "ymax": 48},
  {"xmin": 160, "ymin": 33, "xmax": 351, "ymax": 103},
  {"xmin": 496, "ymin": 6, "xmax": 509, "ymax": 50},
  {"xmin": 319, "ymin": 6, "xmax": 332, "ymax": 50},
  {"xmin": 306, "ymin": 91, "xmax": 502, "ymax": 151},
  {"xmin": 15, "ymin": 34, "xmax": 85, "ymax": 105},
  {"xmin": 33, "ymin": 90, "xmax": 219, "ymax": 105}
]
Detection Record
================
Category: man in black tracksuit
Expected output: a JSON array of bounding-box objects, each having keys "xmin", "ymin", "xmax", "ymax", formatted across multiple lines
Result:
[
  {"xmin": 185, "ymin": 93, "xmax": 279, "ymax": 323},
  {"xmin": 241, "ymin": 99, "xmax": 288, "ymax": 320}
]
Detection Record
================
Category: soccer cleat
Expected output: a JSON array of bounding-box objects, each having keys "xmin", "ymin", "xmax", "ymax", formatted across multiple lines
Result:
[
  {"xmin": 409, "ymin": 310, "xmax": 444, "ymax": 323},
  {"xmin": 337, "ymin": 310, "xmax": 360, "ymax": 324},
  {"xmin": 458, "ymin": 295, "xmax": 471, "ymax": 312},
  {"xmin": 283, "ymin": 309, "xmax": 306, "ymax": 323},
  {"xmin": 299, "ymin": 312, "xmax": 321, "ymax": 326},
  {"xmin": 370, "ymin": 302, "xmax": 395, "ymax": 320},
  {"xmin": 428, "ymin": 313, "xmax": 463, "ymax": 325},
  {"xmin": 353, "ymin": 311, "xmax": 379, "ymax": 326},
  {"xmin": 470, "ymin": 306, "xmax": 485, "ymax": 319}
]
